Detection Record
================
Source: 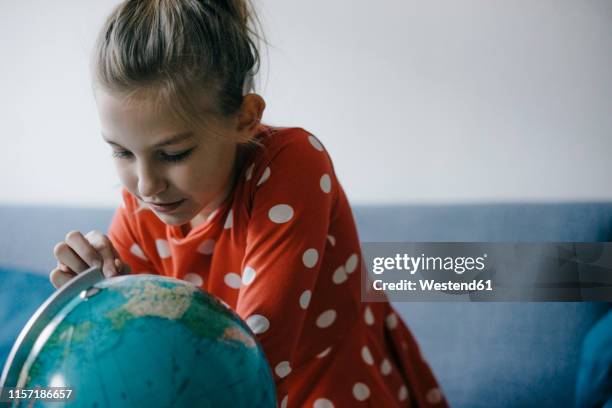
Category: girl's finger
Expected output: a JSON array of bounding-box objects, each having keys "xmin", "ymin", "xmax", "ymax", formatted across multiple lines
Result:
[
  {"xmin": 49, "ymin": 267, "xmax": 76, "ymax": 289},
  {"xmin": 84, "ymin": 231, "xmax": 119, "ymax": 278},
  {"xmin": 58, "ymin": 261, "xmax": 73, "ymax": 274},
  {"xmin": 98, "ymin": 244, "xmax": 118, "ymax": 278},
  {"xmin": 53, "ymin": 241, "xmax": 91, "ymax": 274},
  {"xmin": 93, "ymin": 234, "xmax": 119, "ymax": 278},
  {"xmin": 64, "ymin": 231, "xmax": 103, "ymax": 270},
  {"xmin": 114, "ymin": 258, "xmax": 126, "ymax": 275},
  {"xmin": 109, "ymin": 245, "xmax": 130, "ymax": 275},
  {"xmin": 110, "ymin": 244, "xmax": 123, "ymax": 265}
]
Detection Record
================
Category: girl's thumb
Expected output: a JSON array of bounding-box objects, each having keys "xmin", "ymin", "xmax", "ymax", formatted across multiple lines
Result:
[
  {"xmin": 114, "ymin": 258, "xmax": 123, "ymax": 274},
  {"xmin": 115, "ymin": 259, "xmax": 132, "ymax": 275}
]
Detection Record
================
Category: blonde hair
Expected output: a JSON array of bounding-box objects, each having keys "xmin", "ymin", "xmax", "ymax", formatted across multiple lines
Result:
[{"xmin": 93, "ymin": 0, "xmax": 266, "ymax": 143}]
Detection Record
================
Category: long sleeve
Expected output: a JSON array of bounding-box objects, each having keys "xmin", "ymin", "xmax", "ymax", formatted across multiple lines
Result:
[{"xmin": 234, "ymin": 133, "xmax": 337, "ymax": 402}]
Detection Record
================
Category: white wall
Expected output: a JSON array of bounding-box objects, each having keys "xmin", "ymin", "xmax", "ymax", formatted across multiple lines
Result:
[{"xmin": 1, "ymin": 0, "xmax": 611, "ymax": 207}]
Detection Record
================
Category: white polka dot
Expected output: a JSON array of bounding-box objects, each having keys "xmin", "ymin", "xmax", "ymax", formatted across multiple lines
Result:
[
  {"xmin": 268, "ymin": 204, "xmax": 294, "ymax": 224},
  {"xmin": 135, "ymin": 199, "xmax": 150, "ymax": 213},
  {"xmin": 189, "ymin": 214, "xmax": 207, "ymax": 229},
  {"xmin": 308, "ymin": 135, "xmax": 324, "ymax": 151},
  {"xmin": 299, "ymin": 290, "xmax": 312, "ymax": 309},
  {"xmin": 242, "ymin": 266, "xmax": 256, "ymax": 285},
  {"xmin": 380, "ymin": 359, "xmax": 392, "ymax": 376},
  {"xmin": 245, "ymin": 163, "xmax": 254, "ymax": 180},
  {"xmin": 313, "ymin": 398, "xmax": 334, "ymax": 408},
  {"xmin": 317, "ymin": 346, "xmax": 332, "ymax": 358},
  {"xmin": 120, "ymin": 199, "xmax": 126, "ymax": 209},
  {"xmin": 361, "ymin": 346, "xmax": 374, "ymax": 365},
  {"xmin": 345, "ymin": 254, "xmax": 359, "ymax": 274},
  {"xmin": 245, "ymin": 314, "xmax": 270, "ymax": 334},
  {"xmin": 319, "ymin": 174, "xmax": 331, "ymax": 193},
  {"xmin": 302, "ymin": 248, "xmax": 318, "ymax": 268},
  {"xmin": 224, "ymin": 210, "xmax": 233, "ymax": 229},
  {"xmin": 398, "ymin": 385, "xmax": 408, "ymax": 401},
  {"xmin": 280, "ymin": 395, "xmax": 288, "ymax": 408},
  {"xmin": 197, "ymin": 239, "xmax": 215, "ymax": 255},
  {"xmin": 183, "ymin": 273, "xmax": 203, "ymax": 286},
  {"xmin": 364, "ymin": 306, "xmax": 374, "ymax": 325},
  {"xmin": 257, "ymin": 166, "xmax": 271, "ymax": 186},
  {"xmin": 224, "ymin": 272, "xmax": 241, "ymax": 289},
  {"xmin": 316, "ymin": 310, "xmax": 337, "ymax": 328},
  {"xmin": 426, "ymin": 388, "xmax": 443, "ymax": 404},
  {"xmin": 207, "ymin": 208, "xmax": 219, "ymax": 221},
  {"xmin": 352, "ymin": 383, "xmax": 370, "ymax": 401},
  {"xmin": 274, "ymin": 361, "xmax": 292, "ymax": 378},
  {"xmin": 332, "ymin": 266, "xmax": 348, "ymax": 284},
  {"xmin": 386, "ymin": 313, "xmax": 398, "ymax": 329},
  {"xmin": 130, "ymin": 243, "xmax": 147, "ymax": 260},
  {"xmin": 327, "ymin": 235, "xmax": 336, "ymax": 246},
  {"xmin": 155, "ymin": 239, "xmax": 171, "ymax": 259}
]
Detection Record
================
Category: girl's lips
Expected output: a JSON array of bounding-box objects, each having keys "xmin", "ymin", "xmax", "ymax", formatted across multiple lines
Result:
[{"xmin": 148, "ymin": 199, "xmax": 185, "ymax": 213}]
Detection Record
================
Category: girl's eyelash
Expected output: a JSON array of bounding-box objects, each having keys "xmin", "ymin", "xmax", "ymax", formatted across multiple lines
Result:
[
  {"xmin": 111, "ymin": 151, "xmax": 131, "ymax": 159},
  {"xmin": 161, "ymin": 149, "xmax": 194, "ymax": 163},
  {"xmin": 111, "ymin": 148, "xmax": 195, "ymax": 163}
]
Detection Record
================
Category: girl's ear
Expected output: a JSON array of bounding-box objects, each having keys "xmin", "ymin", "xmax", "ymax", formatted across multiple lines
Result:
[{"xmin": 236, "ymin": 93, "xmax": 266, "ymax": 133}]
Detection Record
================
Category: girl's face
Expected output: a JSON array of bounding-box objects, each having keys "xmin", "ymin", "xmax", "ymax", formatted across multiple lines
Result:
[{"xmin": 95, "ymin": 88, "xmax": 244, "ymax": 226}]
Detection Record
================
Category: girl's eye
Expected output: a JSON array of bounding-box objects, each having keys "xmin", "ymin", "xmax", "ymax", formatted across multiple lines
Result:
[
  {"xmin": 111, "ymin": 150, "xmax": 132, "ymax": 159},
  {"xmin": 111, "ymin": 148, "xmax": 195, "ymax": 163},
  {"xmin": 160, "ymin": 149, "xmax": 194, "ymax": 163}
]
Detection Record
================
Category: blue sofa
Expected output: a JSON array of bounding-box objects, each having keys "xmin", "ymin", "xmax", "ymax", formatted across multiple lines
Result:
[{"xmin": 1, "ymin": 203, "xmax": 611, "ymax": 407}]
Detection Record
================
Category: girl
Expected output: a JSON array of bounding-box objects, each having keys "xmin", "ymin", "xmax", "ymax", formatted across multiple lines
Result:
[{"xmin": 50, "ymin": 0, "xmax": 447, "ymax": 406}]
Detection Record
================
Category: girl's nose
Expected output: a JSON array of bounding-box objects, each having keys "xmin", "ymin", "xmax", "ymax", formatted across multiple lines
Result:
[{"xmin": 137, "ymin": 162, "xmax": 167, "ymax": 198}]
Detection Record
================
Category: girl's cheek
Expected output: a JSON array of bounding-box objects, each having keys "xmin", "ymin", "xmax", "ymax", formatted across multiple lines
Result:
[
  {"xmin": 115, "ymin": 164, "xmax": 137, "ymax": 190},
  {"xmin": 172, "ymin": 165, "xmax": 199, "ymax": 190}
]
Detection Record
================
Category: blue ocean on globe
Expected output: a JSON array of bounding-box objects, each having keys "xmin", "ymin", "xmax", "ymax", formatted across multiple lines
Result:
[{"xmin": 7, "ymin": 274, "xmax": 276, "ymax": 407}]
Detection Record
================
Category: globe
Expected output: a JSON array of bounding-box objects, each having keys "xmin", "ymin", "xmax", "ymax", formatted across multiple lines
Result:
[{"xmin": 1, "ymin": 270, "xmax": 276, "ymax": 407}]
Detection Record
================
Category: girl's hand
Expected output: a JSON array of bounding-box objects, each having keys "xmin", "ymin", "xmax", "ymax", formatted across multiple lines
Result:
[{"xmin": 49, "ymin": 230, "xmax": 129, "ymax": 289}]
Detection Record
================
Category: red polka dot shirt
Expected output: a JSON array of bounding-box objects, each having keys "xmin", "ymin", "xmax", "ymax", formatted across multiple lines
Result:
[{"xmin": 108, "ymin": 125, "xmax": 447, "ymax": 407}]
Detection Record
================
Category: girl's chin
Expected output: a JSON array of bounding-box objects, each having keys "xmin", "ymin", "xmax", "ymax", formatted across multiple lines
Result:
[
  {"xmin": 152, "ymin": 200, "xmax": 214, "ymax": 228},
  {"xmin": 154, "ymin": 212, "xmax": 185, "ymax": 225},
  {"xmin": 152, "ymin": 207, "xmax": 194, "ymax": 226}
]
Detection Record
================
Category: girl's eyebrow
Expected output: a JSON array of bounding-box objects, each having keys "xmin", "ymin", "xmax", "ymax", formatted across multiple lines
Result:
[{"xmin": 102, "ymin": 132, "xmax": 194, "ymax": 148}]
